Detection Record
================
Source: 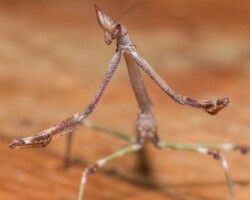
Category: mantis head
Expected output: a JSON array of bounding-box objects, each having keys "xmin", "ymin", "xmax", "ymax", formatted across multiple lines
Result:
[{"xmin": 95, "ymin": 5, "xmax": 122, "ymax": 45}]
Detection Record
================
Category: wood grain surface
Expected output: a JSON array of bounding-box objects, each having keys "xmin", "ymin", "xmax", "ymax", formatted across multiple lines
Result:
[{"xmin": 0, "ymin": 1, "xmax": 250, "ymax": 200}]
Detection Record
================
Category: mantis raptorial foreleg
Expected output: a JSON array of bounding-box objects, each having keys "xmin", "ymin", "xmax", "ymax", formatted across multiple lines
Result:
[
  {"xmin": 9, "ymin": 51, "xmax": 121, "ymax": 149},
  {"xmin": 9, "ymin": 5, "xmax": 249, "ymax": 200},
  {"xmin": 129, "ymin": 51, "xmax": 229, "ymax": 115}
]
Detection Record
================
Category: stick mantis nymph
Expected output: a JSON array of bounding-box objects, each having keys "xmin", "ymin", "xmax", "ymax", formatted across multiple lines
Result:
[{"xmin": 9, "ymin": 5, "xmax": 250, "ymax": 200}]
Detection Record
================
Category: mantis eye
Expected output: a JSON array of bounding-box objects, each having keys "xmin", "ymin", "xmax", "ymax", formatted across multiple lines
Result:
[{"xmin": 112, "ymin": 24, "xmax": 121, "ymax": 37}]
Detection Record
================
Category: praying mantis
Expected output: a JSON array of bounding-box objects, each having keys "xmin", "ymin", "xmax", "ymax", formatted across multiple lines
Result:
[{"xmin": 9, "ymin": 5, "xmax": 250, "ymax": 200}]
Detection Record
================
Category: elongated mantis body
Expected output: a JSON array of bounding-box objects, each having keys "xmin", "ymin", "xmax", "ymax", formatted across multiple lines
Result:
[{"xmin": 9, "ymin": 5, "xmax": 249, "ymax": 200}]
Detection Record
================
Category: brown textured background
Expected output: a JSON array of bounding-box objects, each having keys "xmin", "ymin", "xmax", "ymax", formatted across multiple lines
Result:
[{"xmin": 0, "ymin": 0, "xmax": 250, "ymax": 200}]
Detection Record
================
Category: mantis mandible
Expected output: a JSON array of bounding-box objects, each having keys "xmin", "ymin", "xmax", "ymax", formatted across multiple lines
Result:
[{"xmin": 9, "ymin": 5, "xmax": 249, "ymax": 200}]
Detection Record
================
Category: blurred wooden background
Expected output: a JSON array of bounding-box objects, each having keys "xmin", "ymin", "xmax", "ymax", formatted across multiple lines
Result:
[{"xmin": 0, "ymin": 0, "xmax": 250, "ymax": 200}]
